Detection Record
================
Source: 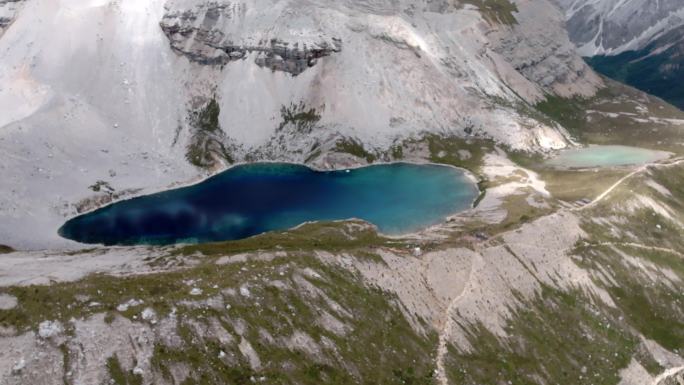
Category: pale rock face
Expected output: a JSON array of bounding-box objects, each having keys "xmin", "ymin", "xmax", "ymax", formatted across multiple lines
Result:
[
  {"xmin": 0, "ymin": 0, "xmax": 25, "ymax": 37},
  {"xmin": 490, "ymin": 0, "xmax": 602, "ymax": 98},
  {"xmin": 141, "ymin": 307, "xmax": 157, "ymax": 323},
  {"xmin": 0, "ymin": 294, "xmax": 17, "ymax": 310},
  {"xmin": 552, "ymin": 0, "xmax": 684, "ymax": 56},
  {"xmin": 161, "ymin": 0, "xmax": 599, "ymax": 146},
  {"xmin": 0, "ymin": 0, "xmax": 601, "ymax": 250},
  {"xmin": 37, "ymin": 320, "xmax": 63, "ymax": 340}
]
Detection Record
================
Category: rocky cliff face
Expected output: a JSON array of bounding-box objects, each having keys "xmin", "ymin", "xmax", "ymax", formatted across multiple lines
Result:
[
  {"xmin": 488, "ymin": 0, "xmax": 600, "ymax": 98},
  {"xmin": 552, "ymin": 0, "xmax": 684, "ymax": 56},
  {"xmin": 0, "ymin": 0, "xmax": 24, "ymax": 36},
  {"xmin": 160, "ymin": 2, "xmax": 342, "ymax": 74},
  {"xmin": 158, "ymin": 0, "xmax": 602, "ymax": 150},
  {"xmin": 0, "ymin": 0, "xmax": 602, "ymax": 249},
  {"xmin": 585, "ymin": 24, "xmax": 684, "ymax": 109},
  {"xmin": 553, "ymin": 0, "xmax": 684, "ymax": 109}
]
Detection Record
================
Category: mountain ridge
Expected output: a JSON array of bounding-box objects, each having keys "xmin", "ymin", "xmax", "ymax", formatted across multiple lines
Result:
[
  {"xmin": 0, "ymin": 0, "xmax": 602, "ymax": 249},
  {"xmin": 552, "ymin": 0, "xmax": 684, "ymax": 56}
]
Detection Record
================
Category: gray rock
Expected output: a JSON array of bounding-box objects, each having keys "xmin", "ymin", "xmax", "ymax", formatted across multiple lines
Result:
[
  {"xmin": 552, "ymin": 0, "xmax": 684, "ymax": 55},
  {"xmin": 159, "ymin": 2, "xmax": 342, "ymax": 75}
]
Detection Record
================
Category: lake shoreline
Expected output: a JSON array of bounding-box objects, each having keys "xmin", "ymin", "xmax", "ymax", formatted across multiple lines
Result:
[
  {"xmin": 544, "ymin": 144, "xmax": 673, "ymax": 169},
  {"xmin": 62, "ymin": 159, "xmax": 481, "ymax": 224},
  {"xmin": 59, "ymin": 162, "xmax": 480, "ymax": 247}
]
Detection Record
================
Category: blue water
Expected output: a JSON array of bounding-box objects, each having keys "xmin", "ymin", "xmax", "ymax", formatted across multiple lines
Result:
[
  {"xmin": 545, "ymin": 145, "xmax": 670, "ymax": 168},
  {"xmin": 59, "ymin": 163, "xmax": 478, "ymax": 246}
]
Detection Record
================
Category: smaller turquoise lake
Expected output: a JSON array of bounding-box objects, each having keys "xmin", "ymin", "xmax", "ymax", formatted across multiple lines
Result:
[
  {"xmin": 59, "ymin": 163, "xmax": 478, "ymax": 246},
  {"xmin": 545, "ymin": 145, "xmax": 670, "ymax": 168}
]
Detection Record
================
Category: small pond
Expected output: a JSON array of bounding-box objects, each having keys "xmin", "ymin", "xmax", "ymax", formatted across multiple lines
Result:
[
  {"xmin": 59, "ymin": 163, "xmax": 479, "ymax": 246},
  {"xmin": 545, "ymin": 145, "xmax": 670, "ymax": 169}
]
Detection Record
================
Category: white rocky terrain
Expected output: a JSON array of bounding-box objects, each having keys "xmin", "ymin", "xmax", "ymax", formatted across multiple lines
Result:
[
  {"xmin": 1, "ymin": 1, "xmax": 684, "ymax": 384},
  {"xmin": 0, "ymin": 0, "xmax": 602, "ymax": 250},
  {"xmin": 552, "ymin": 0, "xmax": 684, "ymax": 56},
  {"xmin": 553, "ymin": 0, "xmax": 684, "ymax": 111},
  {"xmin": 1, "ymin": 151, "xmax": 684, "ymax": 385}
]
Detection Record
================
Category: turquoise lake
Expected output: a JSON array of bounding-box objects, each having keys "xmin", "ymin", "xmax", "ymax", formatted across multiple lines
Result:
[
  {"xmin": 59, "ymin": 163, "xmax": 479, "ymax": 246},
  {"xmin": 545, "ymin": 145, "xmax": 670, "ymax": 168}
]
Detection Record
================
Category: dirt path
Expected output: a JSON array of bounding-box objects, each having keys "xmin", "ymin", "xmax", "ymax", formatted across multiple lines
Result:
[
  {"xmin": 575, "ymin": 158, "xmax": 684, "ymax": 211},
  {"xmin": 434, "ymin": 253, "xmax": 483, "ymax": 385},
  {"xmin": 432, "ymin": 157, "xmax": 684, "ymax": 384},
  {"xmin": 592, "ymin": 242, "xmax": 684, "ymax": 259}
]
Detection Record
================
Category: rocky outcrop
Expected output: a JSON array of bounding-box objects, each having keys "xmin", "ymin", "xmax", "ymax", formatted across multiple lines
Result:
[
  {"xmin": 0, "ymin": 0, "xmax": 605, "ymax": 248},
  {"xmin": 656, "ymin": 368, "xmax": 684, "ymax": 385},
  {"xmin": 0, "ymin": 0, "xmax": 24, "ymax": 37},
  {"xmin": 489, "ymin": 0, "xmax": 602, "ymax": 98},
  {"xmin": 160, "ymin": 1, "xmax": 341, "ymax": 74},
  {"xmin": 552, "ymin": 0, "xmax": 684, "ymax": 56},
  {"xmin": 552, "ymin": 0, "xmax": 684, "ymax": 108}
]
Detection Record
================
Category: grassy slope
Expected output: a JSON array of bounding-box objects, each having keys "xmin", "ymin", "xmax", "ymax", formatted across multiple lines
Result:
[
  {"xmin": 4, "ymin": 74, "xmax": 684, "ymax": 384},
  {"xmin": 186, "ymin": 98, "xmax": 235, "ymax": 169},
  {"xmin": 504, "ymin": 78, "xmax": 684, "ymax": 204},
  {"xmin": 151, "ymin": 255, "xmax": 437, "ymax": 385},
  {"xmin": 0, "ymin": 245, "xmax": 14, "ymax": 254},
  {"xmin": 442, "ymin": 82, "xmax": 684, "ymax": 380},
  {"xmin": 535, "ymin": 78, "xmax": 684, "ymax": 155},
  {"xmin": 0, "ymin": 250, "xmax": 437, "ymax": 384},
  {"xmin": 3, "ymin": 162, "xmax": 682, "ymax": 384},
  {"xmin": 447, "ymin": 288, "xmax": 639, "ymax": 385},
  {"xmin": 445, "ymin": 164, "xmax": 684, "ymax": 385},
  {"xmin": 575, "ymin": 163, "xmax": 684, "ymax": 353},
  {"xmin": 461, "ymin": 0, "xmax": 519, "ymax": 25}
]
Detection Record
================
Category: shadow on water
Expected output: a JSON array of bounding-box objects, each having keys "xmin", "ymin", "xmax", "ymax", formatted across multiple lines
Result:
[{"xmin": 59, "ymin": 163, "xmax": 479, "ymax": 246}]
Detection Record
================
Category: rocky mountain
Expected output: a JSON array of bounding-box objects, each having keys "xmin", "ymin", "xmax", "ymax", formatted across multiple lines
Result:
[
  {"xmin": 2, "ymin": 125, "xmax": 684, "ymax": 384},
  {"xmin": 0, "ymin": 0, "xmax": 602, "ymax": 249},
  {"xmin": 586, "ymin": 25, "xmax": 684, "ymax": 109},
  {"xmin": 0, "ymin": 0, "xmax": 24, "ymax": 36},
  {"xmin": 2, "ymin": 1, "xmax": 684, "ymax": 385},
  {"xmin": 554, "ymin": 0, "xmax": 684, "ymax": 109},
  {"xmin": 553, "ymin": 0, "xmax": 684, "ymax": 56}
]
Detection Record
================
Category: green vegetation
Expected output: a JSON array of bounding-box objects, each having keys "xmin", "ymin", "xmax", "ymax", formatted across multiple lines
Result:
[
  {"xmin": 472, "ymin": 180, "xmax": 489, "ymax": 208},
  {"xmin": 175, "ymin": 220, "xmax": 398, "ymax": 258},
  {"xmin": 572, "ymin": 162, "xmax": 684, "ymax": 353},
  {"xmin": 533, "ymin": 80, "xmax": 684, "ymax": 155},
  {"xmin": 334, "ymin": 138, "xmax": 377, "ymax": 163},
  {"xmin": 186, "ymin": 137, "xmax": 234, "ymax": 169},
  {"xmin": 581, "ymin": 163, "xmax": 684, "ymax": 251},
  {"xmin": 186, "ymin": 98, "xmax": 234, "ymax": 169},
  {"xmin": 0, "ymin": 245, "xmax": 14, "ymax": 254},
  {"xmin": 535, "ymin": 94, "xmax": 588, "ymax": 138},
  {"xmin": 390, "ymin": 144, "xmax": 404, "ymax": 160},
  {"xmin": 5, "ymin": 99, "xmax": 684, "ymax": 384},
  {"xmin": 304, "ymin": 149, "xmax": 321, "ymax": 163},
  {"xmin": 107, "ymin": 355, "xmax": 143, "ymax": 385},
  {"xmin": 446, "ymin": 287, "xmax": 637, "ymax": 385},
  {"xmin": 461, "ymin": 0, "xmax": 518, "ymax": 25},
  {"xmin": 575, "ymin": 243, "xmax": 684, "ymax": 353},
  {"xmin": 497, "ymin": 191, "xmax": 553, "ymax": 229},
  {"xmin": 609, "ymin": 273, "xmax": 684, "ymax": 351},
  {"xmin": 424, "ymin": 134, "xmax": 493, "ymax": 174},
  {"xmin": 194, "ymin": 98, "xmax": 221, "ymax": 134},
  {"xmin": 59, "ymin": 343, "xmax": 71, "ymax": 385},
  {"xmin": 586, "ymin": 32, "xmax": 684, "ymax": 110},
  {"xmin": 150, "ymin": 256, "xmax": 437, "ymax": 384},
  {"xmin": 0, "ymin": 221, "xmax": 399, "ymax": 333},
  {"xmin": 0, "ymin": 245, "xmax": 437, "ymax": 384},
  {"xmin": 278, "ymin": 102, "xmax": 321, "ymax": 134},
  {"xmin": 537, "ymin": 168, "xmax": 628, "ymax": 203}
]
